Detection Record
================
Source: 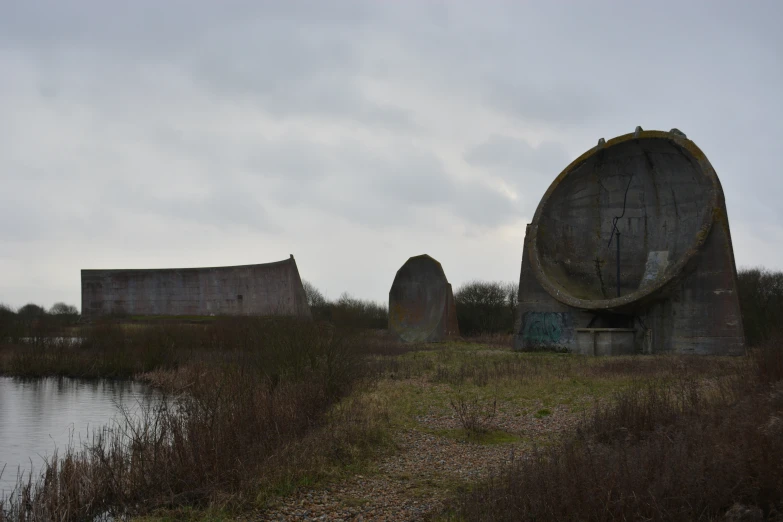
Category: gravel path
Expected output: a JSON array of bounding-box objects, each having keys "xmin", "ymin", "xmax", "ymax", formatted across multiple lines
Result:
[{"xmin": 256, "ymin": 392, "xmax": 581, "ymax": 521}]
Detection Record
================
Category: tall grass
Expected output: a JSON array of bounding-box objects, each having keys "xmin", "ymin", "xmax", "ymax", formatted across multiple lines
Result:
[
  {"xmin": 1, "ymin": 323, "xmax": 194, "ymax": 379},
  {"xmin": 451, "ymin": 340, "xmax": 783, "ymax": 521},
  {"xmin": 0, "ymin": 318, "xmax": 385, "ymax": 521}
]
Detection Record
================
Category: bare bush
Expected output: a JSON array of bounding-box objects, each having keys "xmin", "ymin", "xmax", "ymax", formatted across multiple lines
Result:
[
  {"xmin": 451, "ymin": 346, "xmax": 783, "ymax": 521},
  {"xmin": 302, "ymin": 279, "xmax": 328, "ymax": 308},
  {"xmin": 449, "ymin": 387, "xmax": 498, "ymax": 435},
  {"xmin": 0, "ymin": 319, "xmax": 381, "ymax": 520}
]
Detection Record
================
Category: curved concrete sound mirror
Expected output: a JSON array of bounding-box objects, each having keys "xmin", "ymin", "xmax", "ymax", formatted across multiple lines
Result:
[
  {"xmin": 514, "ymin": 128, "xmax": 745, "ymax": 355},
  {"xmin": 81, "ymin": 255, "xmax": 311, "ymax": 321}
]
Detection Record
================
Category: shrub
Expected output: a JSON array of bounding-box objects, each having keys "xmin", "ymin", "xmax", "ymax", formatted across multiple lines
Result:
[
  {"xmin": 737, "ymin": 267, "xmax": 783, "ymax": 346},
  {"xmin": 303, "ymin": 282, "xmax": 388, "ymax": 330},
  {"xmin": 16, "ymin": 303, "xmax": 46, "ymax": 320},
  {"xmin": 0, "ymin": 303, "xmax": 18, "ymax": 340},
  {"xmin": 455, "ymin": 281, "xmax": 518, "ymax": 336},
  {"xmin": 0, "ymin": 302, "xmax": 81, "ymax": 341},
  {"xmin": 328, "ymin": 293, "xmax": 388, "ymax": 330},
  {"xmin": 448, "ymin": 387, "xmax": 497, "ymax": 435},
  {"xmin": 49, "ymin": 302, "xmax": 80, "ymax": 326}
]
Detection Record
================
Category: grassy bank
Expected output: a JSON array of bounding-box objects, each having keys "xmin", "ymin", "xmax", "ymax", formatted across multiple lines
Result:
[
  {"xmin": 1, "ymin": 325, "xmax": 779, "ymax": 521},
  {"xmin": 447, "ymin": 340, "xmax": 783, "ymax": 521},
  {"xmin": 0, "ymin": 319, "xmax": 396, "ymax": 521}
]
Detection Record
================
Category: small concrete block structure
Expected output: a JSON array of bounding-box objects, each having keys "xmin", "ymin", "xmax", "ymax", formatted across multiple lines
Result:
[
  {"xmin": 388, "ymin": 254, "xmax": 460, "ymax": 343},
  {"xmin": 576, "ymin": 328, "xmax": 636, "ymax": 356},
  {"xmin": 81, "ymin": 255, "xmax": 311, "ymax": 321},
  {"xmin": 514, "ymin": 128, "xmax": 745, "ymax": 355}
]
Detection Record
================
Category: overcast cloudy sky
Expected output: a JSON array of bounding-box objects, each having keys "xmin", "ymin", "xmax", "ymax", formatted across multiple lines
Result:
[{"xmin": 1, "ymin": 0, "xmax": 781, "ymax": 310}]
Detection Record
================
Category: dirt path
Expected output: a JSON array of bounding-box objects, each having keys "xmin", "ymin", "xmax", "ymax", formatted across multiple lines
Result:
[{"xmin": 257, "ymin": 403, "xmax": 579, "ymax": 521}]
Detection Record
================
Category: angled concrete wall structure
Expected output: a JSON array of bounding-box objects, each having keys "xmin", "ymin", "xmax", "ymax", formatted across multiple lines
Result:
[
  {"xmin": 81, "ymin": 255, "xmax": 311, "ymax": 321},
  {"xmin": 389, "ymin": 254, "xmax": 460, "ymax": 343},
  {"xmin": 514, "ymin": 128, "xmax": 745, "ymax": 355}
]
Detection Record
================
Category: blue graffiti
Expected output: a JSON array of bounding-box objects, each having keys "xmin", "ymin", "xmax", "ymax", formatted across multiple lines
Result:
[{"xmin": 522, "ymin": 312, "xmax": 572, "ymax": 345}]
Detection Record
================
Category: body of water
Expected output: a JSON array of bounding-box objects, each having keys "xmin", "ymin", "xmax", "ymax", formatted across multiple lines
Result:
[{"xmin": 0, "ymin": 377, "xmax": 155, "ymax": 498}]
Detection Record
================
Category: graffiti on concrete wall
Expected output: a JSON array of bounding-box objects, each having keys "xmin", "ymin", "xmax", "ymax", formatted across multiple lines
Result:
[{"xmin": 521, "ymin": 312, "xmax": 573, "ymax": 347}]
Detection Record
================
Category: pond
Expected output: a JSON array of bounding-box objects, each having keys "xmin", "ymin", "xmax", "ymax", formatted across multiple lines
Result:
[{"xmin": 0, "ymin": 377, "xmax": 156, "ymax": 498}]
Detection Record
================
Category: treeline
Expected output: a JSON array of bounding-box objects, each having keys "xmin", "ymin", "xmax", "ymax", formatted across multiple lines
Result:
[
  {"xmin": 454, "ymin": 280, "xmax": 518, "ymax": 336},
  {"xmin": 303, "ymin": 281, "xmax": 388, "ymax": 330},
  {"xmin": 2, "ymin": 267, "xmax": 781, "ymax": 344},
  {"xmin": 0, "ymin": 302, "xmax": 80, "ymax": 339},
  {"xmin": 737, "ymin": 267, "xmax": 783, "ymax": 345}
]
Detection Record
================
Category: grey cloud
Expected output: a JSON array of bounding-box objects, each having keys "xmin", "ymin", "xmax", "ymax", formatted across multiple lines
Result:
[
  {"xmin": 167, "ymin": 186, "xmax": 277, "ymax": 232},
  {"xmin": 246, "ymin": 139, "xmax": 334, "ymax": 181},
  {"xmin": 484, "ymin": 82, "xmax": 606, "ymax": 126},
  {"xmin": 465, "ymin": 135, "xmax": 570, "ymax": 178},
  {"xmin": 0, "ymin": 193, "xmax": 52, "ymax": 242},
  {"xmin": 102, "ymin": 180, "xmax": 277, "ymax": 233},
  {"xmin": 359, "ymin": 147, "xmax": 456, "ymax": 206},
  {"xmin": 464, "ymin": 134, "xmax": 570, "ymax": 210},
  {"xmin": 449, "ymin": 181, "xmax": 520, "ymax": 229},
  {"xmin": 189, "ymin": 27, "xmax": 416, "ymax": 128},
  {"xmin": 0, "ymin": 1, "xmax": 373, "ymax": 56},
  {"xmin": 2, "ymin": 2, "xmax": 415, "ymax": 131},
  {"xmin": 255, "ymin": 140, "xmax": 521, "ymax": 229}
]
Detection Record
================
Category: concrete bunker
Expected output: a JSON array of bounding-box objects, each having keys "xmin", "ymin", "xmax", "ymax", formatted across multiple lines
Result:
[
  {"xmin": 388, "ymin": 254, "xmax": 460, "ymax": 343},
  {"xmin": 514, "ymin": 128, "xmax": 745, "ymax": 355},
  {"xmin": 81, "ymin": 255, "xmax": 311, "ymax": 321}
]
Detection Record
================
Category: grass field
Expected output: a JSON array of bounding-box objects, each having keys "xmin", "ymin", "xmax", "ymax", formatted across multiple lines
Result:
[{"xmin": 1, "ymin": 324, "xmax": 778, "ymax": 521}]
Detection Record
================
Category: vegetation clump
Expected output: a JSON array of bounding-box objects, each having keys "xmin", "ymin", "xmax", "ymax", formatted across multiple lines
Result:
[
  {"xmin": 449, "ymin": 339, "xmax": 783, "ymax": 521},
  {"xmin": 454, "ymin": 280, "xmax": 518, "ymax": 337},
  {"xmin": 303, "ymin": 280, "xmax": 388, "ymax": 330},
  {"xmin": 0, "ymin": 318, "xmax": 388, "ymax": 521}
]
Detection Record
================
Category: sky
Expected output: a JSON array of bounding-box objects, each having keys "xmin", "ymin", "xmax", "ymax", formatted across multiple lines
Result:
[{"xmin": 1, "ymin": 0, "xmax": 782, "ymax": 311}]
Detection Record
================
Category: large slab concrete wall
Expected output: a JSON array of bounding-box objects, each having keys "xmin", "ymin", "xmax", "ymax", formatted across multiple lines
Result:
[
  {"xmin": 81, "ymin": 255, "xmax": 311, "ymax": 321},
  {"xmin": 514, "ymin": 128, "xmax": 745, "ymax": 355}
]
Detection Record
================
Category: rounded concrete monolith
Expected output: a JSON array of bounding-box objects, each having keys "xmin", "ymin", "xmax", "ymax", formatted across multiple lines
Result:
[{"xmin": 388, "ymin": 254, "xmax": 459, "ymax": 343}]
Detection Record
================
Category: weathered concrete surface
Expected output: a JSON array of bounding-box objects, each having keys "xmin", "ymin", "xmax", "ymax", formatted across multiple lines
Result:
[
  {"xmin": 388, "ymin": 254, "xmax": 460, "ymax": 343},
  {"xmin": 514, "ymin": 128, "xmax": 745, "ymax": 355},
  {"xmin": 81, "ymin": 255, "xmax": 311, "ymax": 321},
  {"xmin": 576, "ymin": 328, "xmax": 636, "ymax": 356}
]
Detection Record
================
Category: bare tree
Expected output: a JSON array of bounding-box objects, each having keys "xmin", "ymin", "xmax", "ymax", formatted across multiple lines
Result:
[
  {"xmin": 302, "ymin": 280, "xmax": 327, "ymax": 308},
  {"xmin": 50, "ymin": 302, "xmax": 79, "ymax": 316}
]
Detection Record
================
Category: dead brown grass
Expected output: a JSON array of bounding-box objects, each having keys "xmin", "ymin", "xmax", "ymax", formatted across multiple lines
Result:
[
  {"xmin": 450, "ymin": 341, "xmax": 783, "ymax": 521},
  {"xmin": 0, "ymin": 319, "xmax": 389, "ymax": 521}
]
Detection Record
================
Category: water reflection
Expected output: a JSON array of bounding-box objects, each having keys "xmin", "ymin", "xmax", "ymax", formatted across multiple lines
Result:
[{"xmin": 0, "ymin": 377, "xmax": 156, "ymax": 498}]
